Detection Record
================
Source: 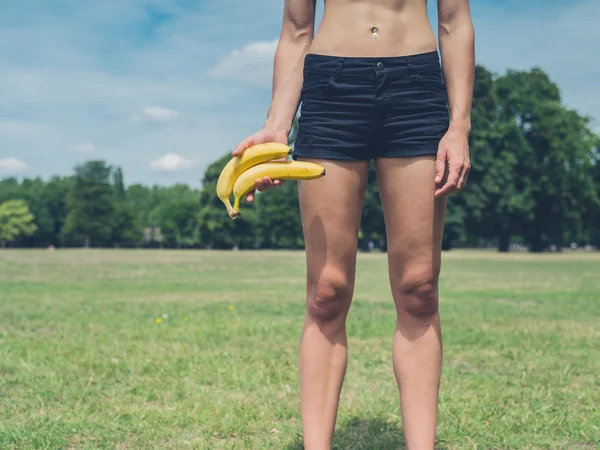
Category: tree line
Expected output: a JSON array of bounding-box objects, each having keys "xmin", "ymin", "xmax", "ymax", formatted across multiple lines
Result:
[{"xmin": 1, "ymin": 65, "xmax": 599, "ymax": 252}]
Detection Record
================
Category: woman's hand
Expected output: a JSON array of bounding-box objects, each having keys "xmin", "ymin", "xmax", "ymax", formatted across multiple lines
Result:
[
  {"xmin": 434, "ymin": 128, "xmax": 470, "ymax": 197},
  {"xmin": 233, "ymin": 127, "xmax": 288, "ymax": 203}
]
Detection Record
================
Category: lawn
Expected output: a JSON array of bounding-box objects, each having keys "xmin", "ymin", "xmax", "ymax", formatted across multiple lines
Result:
[{"xmin": 0, "ymin": 249, "xmax": 599, "ymax": 449}]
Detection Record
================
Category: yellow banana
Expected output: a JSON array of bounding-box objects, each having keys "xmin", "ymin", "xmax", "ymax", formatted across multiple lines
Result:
[
  {"xmin": 216, "ymin": 142, "xmax": 292, "ymax": 215},
  {"xmin": 230, "ymin": 160, "xmax": 326, "ymax": 219}
]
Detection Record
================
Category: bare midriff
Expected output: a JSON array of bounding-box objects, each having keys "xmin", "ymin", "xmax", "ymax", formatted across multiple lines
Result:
[{"xmin": 309, "ymin": 0, "xmax": 438, "ymax": 57}]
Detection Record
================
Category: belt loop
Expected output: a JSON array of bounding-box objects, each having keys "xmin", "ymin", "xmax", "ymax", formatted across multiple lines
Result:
[
  {"xmin": 405, "ymin": 55, "xmax": 416, "ymax": 79},
  {"xmin": 334, "ymin": 58, "xmax": 344, "ymax": 81}
]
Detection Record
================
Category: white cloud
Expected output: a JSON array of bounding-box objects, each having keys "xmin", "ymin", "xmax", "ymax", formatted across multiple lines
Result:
[
  {"xmin": 0, "ymin": 157, "xmax": 28, "ymax": 173},
  {"xmin": 149, "ymin": 153, "xmax": 192, "ymax": 171},
  {"xmin": 134, "ymin": 106, "xmax": 180, "ymax": 122},
  {"xmin": 212, "ymin": 39, "xmax": 278, "ymax": 87},
  {"xmin": 72, "ymin": 143, "xmax": 95, "ymax": 153},
  {"xmin": 0, "ymin": 1, "xmax": 284, "ymax": 185},
  {"xmin": 2, "ymin": 0, "xmax": 598, "ymax": 187}
]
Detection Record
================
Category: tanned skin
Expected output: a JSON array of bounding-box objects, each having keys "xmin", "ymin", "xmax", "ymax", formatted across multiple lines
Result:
[{"xmin": 233, "ymin": 1, "xmax": 474, "ymax": 449}]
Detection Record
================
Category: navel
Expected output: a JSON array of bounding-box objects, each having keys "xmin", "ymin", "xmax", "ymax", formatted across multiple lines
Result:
[{"xmin": 371, "ymin": 26, "xmax": 378, "ymax": 39}]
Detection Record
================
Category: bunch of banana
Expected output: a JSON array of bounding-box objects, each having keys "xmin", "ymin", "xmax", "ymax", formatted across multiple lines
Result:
[{"xmin": 216, "ymin": 142, "xmax": 326, "ymax": 219}]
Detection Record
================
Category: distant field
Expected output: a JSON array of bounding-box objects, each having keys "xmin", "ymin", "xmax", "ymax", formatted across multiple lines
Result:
[{"xmin": 1, "ymin": 249, "xmax": 599, "ymax": 449}]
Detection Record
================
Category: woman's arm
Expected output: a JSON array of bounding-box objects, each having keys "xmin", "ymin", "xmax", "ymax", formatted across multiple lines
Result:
[
  {"xmin": 435, "ymin": 0, "xmax": 475, "ymax": 196},
  {"xmin": 267, "ymin": 0, "xmax": 317, "ymax": 135},
  {"xmin": 438, "ymin": 0, "xmax": 474, "ymax": 133},
  {"xmin": 234, "ymin": 0, "xmax": 316, "ymax": 155}
]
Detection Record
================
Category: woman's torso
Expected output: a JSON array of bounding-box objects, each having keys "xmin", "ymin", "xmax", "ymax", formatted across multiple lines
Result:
[{"xmin": 309, "ymin": 0, "xmax": 437, "ymax": 57}]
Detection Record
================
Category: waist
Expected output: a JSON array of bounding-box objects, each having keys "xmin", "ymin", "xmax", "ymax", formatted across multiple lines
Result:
[
  {"xmin": 310, "ymin": 2, "xmax": 437, "ymax": 58},
  {"xmin": 303, "ymin": 51, "xmax": 442, "ymax": 77}
]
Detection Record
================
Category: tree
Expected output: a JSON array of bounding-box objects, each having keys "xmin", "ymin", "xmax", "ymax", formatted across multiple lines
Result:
[
  {"xmin": 62, "ymin": 161, "xmax": 117, "ymax": 247},
  {"xmin": 590, "ymin": 156, "xmax": 600, "ymax": 247},
  {"xmin": 127, "ymin": 184, "xmax": 153, "ymax": 228},
  {"xmin": 112, "ymin": 201, "xmax": 142, "ymax": 247},
  {"xmin": 160, "ymin": 199, "xmax": 200, "ymax": 248},
  {"xmin": 0, "ymin": 176, "xmax": 71, "ymax": 247},
  {"xmin": 2, "ymin": 63, "xmax": 599, "ymax": 252},
  {"xmin": 105, "ymin": 167, "xmax": 142, "ymax": 248},
  {"xmin": 0, "ymin": 178, "xmax": 21, "ymax": 203},
  {"xmin": 578, "ymin": 135, "xmax": 600, "ymax": 247},
  {"xmin": 41, "ymin": 176, "xmax": 72, "ymax": 247},
  {"xmin": 254, "ymin": 180, "xmax": 304, "ymax": 249},
  {"xmin": 140, "ymin": 184, "xmax": 202, "ymax": 248},
  {"xmin": 444, "ymin": 65, "xmax": 516, "ymax": 251},
  {"xmin": 468, "ymin": 119, "xmax": 535, "ymax": 252},
  {"xmin": 495, "ymin": 69, "xmax": 599, "ymax": 251},
  {"xmin": 197, "ymin": 154, "xmax": 258, "ymax": 249},
  {"xmin": 14, "ymin": 178, "xmax": 54, "ymax": 247},
  {"xmin": 360, "ymin": 161, "xmax": 385, "ymax": 251},
  {"xmin": 0, "ymin": 199, "xmax": 37, "ymax": 245},
  {"xmin": 113, "ymin": 167, "xmax": 126, "ymax": 201}
]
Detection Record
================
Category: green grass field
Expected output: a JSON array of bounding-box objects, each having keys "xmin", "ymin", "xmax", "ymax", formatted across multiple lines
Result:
[{"xmin": 1, "ymin": 249, "xmax": 599, "ymax": 449}]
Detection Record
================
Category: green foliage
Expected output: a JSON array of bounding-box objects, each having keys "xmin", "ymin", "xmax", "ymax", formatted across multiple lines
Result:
[
  {"xmin": 452, "ymin": 66, "xmax": 600, "ymax": 252},
  {"xmin": 0, "ymin": 176, "xmax": 70, "ymax": 247},
  {"xmin": 0, "ymin": 199, "xmax": 37, "ymax": 243},
  {"xmin": 0, "ymin": 65, "xmax": 599, "ymax": 252},
  {"xmin": 43, "ymin": 176, "xmax": 72, "ymax": 246},
  {"xmin": 493, "ymin": 69, "xmax": 599, "ymax": 251},
  {"xmin": 197, "ymin": 153, "xmax": 258, "ymax": 249},
  {"xmin": 255, "ymin": 180, "xmax": 304, "ymax": 249},
  {"xmin": 159, "ymin": 197, "xmax": 200, "ymax": 248},
  {"xmin": 113, "ymin": 167, "xmax": 126, "ymax": 201},
  {"xmin": 112, "ymin": 202, "xmax": 142, "ymax": 248},
  {"xmin": 63, "ymin": 161, "xmax": 117, "ymax": 247},
  {"xmin": 589, "ymin": 144, "xmax": 600, "ymax": 246},
  {"xmin": 360, "ymin": 161, "xmax": 385, "ymax": 250}
]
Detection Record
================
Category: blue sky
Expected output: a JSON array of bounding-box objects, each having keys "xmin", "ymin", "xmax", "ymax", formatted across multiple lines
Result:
[{"xmin": 1, "ymin": 0, "xmax": 599, "ymax": 187}]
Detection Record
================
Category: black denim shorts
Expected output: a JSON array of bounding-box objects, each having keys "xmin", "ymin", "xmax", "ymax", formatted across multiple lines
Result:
[{"xmin": 292, "ymin": 51, "xmax": 450, "ymax": 161}]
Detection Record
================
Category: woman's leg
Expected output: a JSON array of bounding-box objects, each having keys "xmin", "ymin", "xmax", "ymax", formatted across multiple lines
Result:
[
  {"xmin": 296, "ymin": 157, "xmax": 369, "ymax": 450},
  {"xmin": 375, "ymin": 156, "xmax": 446, "ymax": 450}
]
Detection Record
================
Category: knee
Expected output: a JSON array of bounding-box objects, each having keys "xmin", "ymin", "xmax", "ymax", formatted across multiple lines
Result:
[
  {"xmin": 307, "ymin": 271, "xmax": 351, "ymax": 323},
  {"xmin": 395, "ymin": 272, "xmax": 439, "ymax": 319}
]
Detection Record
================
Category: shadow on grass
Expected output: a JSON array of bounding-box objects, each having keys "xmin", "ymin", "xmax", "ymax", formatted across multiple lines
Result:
[{"xmin": 287, "ymin": 417, "xmax": 449, "ymax": 450}]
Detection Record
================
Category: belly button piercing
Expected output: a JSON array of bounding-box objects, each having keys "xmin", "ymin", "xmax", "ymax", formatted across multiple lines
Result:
[{"xmin": 371, "ymin": 26, "xmax": 378, "ymax": 39}]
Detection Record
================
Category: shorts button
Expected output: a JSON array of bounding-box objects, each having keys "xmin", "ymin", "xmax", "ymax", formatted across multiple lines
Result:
[{"xmin": 376, "ymin": 62, "xmax": 384, "ymax": 70}]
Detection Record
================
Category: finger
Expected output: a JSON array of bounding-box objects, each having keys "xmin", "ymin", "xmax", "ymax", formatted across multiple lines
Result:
[
  {"xmin": 255, "ymin": 178, "xmax": 266, "ymax": 192},
  {"xmin": 447, "ymin": 163, "xmax": 462, "ymax": 191},
  {"xmin": 246, "ymin": 190, "xmax": 255, "ymax": 202},
  {"xmin": 455, "ymin": 161, "xmax": 465, "ymax": 190},
  {"xmin": 273, "ymin": 179, "xmax": 284, "ymax": 187},
  {"xmin": 435, "ymin": 163, "xmax": 461, "ymax": 197},
  {"xmin": 233, "ymin": 135, "xmax": 256, "ymax": 156},
  {"xmin": 262, "ymin": 176, "xmax": 274, "ymax": 190},
  {"xmin": 457, "ymin": 161, "xmax": 471, "ymax": 190},
  {"xmin": 435, "ymin": 148, "xmax": 447, "ymax": 185},
  {"xmin": 456, "ymin": 173, "xmax": 465, "ymax": 191}
]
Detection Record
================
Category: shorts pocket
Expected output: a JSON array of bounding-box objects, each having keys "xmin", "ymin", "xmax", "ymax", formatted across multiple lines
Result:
[
  {"xmin": 415, "ymin": 70, "xmax": 447, "ymax": 93},
  {"xmin": 301, "ymin": 72, "xmax": 336, "ymax": 100}
]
